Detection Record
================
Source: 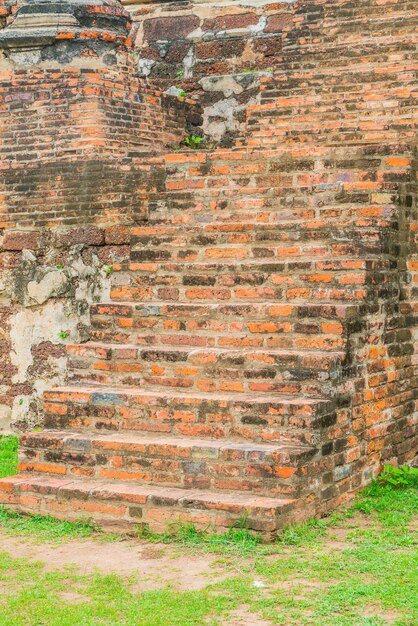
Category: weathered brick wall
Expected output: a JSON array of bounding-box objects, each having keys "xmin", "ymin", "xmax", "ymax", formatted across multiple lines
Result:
[
  {"xmin": 0, "ymin": 0, "xmax": 201, "ymax": 429},
  {"xmin": 0, "ymin": 66, "xmax": 200, "ymax": 228},
  {"xmin": 125, "ymin": 0, "xmax": 293, "ymax": 145},
  {"xmin": 245, "ymin": 0, "xmax": 417, "ymax": 148},
  {"xmin": 126, "ymin": 0, "xmax": 417, "ymax": 146},
  {"xmin": 126, "ymin": 0, "xmax": 292, "ymax": 79},
  {"xmin": 0, "ymin": 0, "xmax": 416, "ymax": 523}
]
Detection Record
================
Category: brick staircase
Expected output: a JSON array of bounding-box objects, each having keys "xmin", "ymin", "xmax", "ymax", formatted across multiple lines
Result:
[
  {"xmin": 1, "ymin": 140, "xmax": 415, "ymax": 536},
  {"xmin": 0, "ymin": 148, "xmax": 391, "ymax": 536},
  {"xmin": 0, "ymin": 0, "xmax": 416, "ymax": 538}
]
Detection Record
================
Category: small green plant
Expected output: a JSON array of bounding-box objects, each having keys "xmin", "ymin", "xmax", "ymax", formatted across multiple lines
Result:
[
  {"xmin": 377, "ymin": 464, "xmax": 418, "ymax": 489},
  {"xmin": 56, "ymin": 263, "xmax": 63, "ymax": 270},
  {"xmin": 184, "ymin": 134, "xmax": 205, "ymax": 149},
  {"xmin": 105, "ymin": 264, "xmax": 112, "ymax": 277},
  {"xmin": 178, "ymin": 89, "xmax": 186, "ymax": 98},
  {"xmin": 18, "ymin": 399, "xmax": 24, "ymax": 406},
  {"xmin": 58, "ymin": 330, "xmax": 70, "ymax": 340},
  {"xmin": 176, "ymin": 68, "xmax": 184, "ymax": 78}
]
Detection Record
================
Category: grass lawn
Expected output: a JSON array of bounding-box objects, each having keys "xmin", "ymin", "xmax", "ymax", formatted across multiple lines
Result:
[{"xmin": 0, "ymin": 434, "xmax": 416, "ymax": 625}]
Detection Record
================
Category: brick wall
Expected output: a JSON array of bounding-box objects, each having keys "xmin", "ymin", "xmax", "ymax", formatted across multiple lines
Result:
[
  {"xmin": 244, "ymin": 0, "xmax": 417, "ymax": 148},
  {"xmin": 126, "ymin": 0, "xmax": 292, "ymax": 80},
  {"xmin": 0, "ymin": 0, "xmax": 416, "ymax": 527},
  {"xmin": 0, "ymin": 66, "xmax": 200, "ymax": 228}
]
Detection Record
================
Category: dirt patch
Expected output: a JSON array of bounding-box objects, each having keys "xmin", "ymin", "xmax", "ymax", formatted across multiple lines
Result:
[
  {"xmin": 59, "ymin": 591, "xmax": 90, "ymax": 604},
  {"xmin": 363, "ymin": 603, "xmax": 403, "ymax": 624},
  {"xmin": 0, "ymin": 535, "xmax": 225, "ymax": 591},
  {"xmin": 224, "ymin": 607, "xmax": 274, "ymax": 625}
]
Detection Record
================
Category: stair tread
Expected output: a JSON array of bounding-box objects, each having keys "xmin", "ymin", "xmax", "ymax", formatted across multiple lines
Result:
[
  {"xmin": 98, "ymin": 301, "xmax": 360, "ymax": 311},
  {"xmin": 115, "ymin": 260, "xmax": 371, "ymax": 268},
  {"xmin": 130, "ymin": 220, "xmax": 382, "ymax": 232},
  {"xmin": 47, "ymin": 385, "xmax": 332, "ymax": 406},
  {"xmin": 2, "ymin": 475, "xmax": 295, "ymax": 509},
  {"xmin": 22, "ymin": 429, "xmax": 314, "ymax": 454},
  {"xmin": 69, "ymin": 342, "xmax": 345, "ymax": 358},
  {"xmin": 93, "ymin": 301, "xmax": 359, "ymax": 311}
]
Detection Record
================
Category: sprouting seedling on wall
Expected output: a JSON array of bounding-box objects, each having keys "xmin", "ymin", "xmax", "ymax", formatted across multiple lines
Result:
[
  {"xmin": 176, "ymin": 69, "xmax": 184, "ymax": 79},
  {"xmin": 18, "ymin": 399, "xmax": 24, "ymax": 406},
  {"xmin": 56, "ymin": 263, "xmax": 63, "ymax": 270},
  {"xmin": 105, "ymin": 265, "xmax": 112, "ymax": 277},
  {"xmin": 58, "ymin": 330, "xmax": 70, "ymax": 340},
  {"xmin": 184, "ymin": 135, "xmax": 205, "ymax": 149}
]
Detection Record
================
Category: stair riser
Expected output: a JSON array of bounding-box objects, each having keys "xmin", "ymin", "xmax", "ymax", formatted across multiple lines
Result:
[
  {"xmin": 18, "ymin": 438, "xmax": 316, "ymax": 498},
  {"xmin": 128, "ymin": 242, "xmax": 377, "ymax": 265},
  {"xmin": 112, "ymin": 266, "xmax": 369, "ymax": 294},
  {"xmin": 66, "ymin": 346, "xmax": 342, "ymax": 397},
  {"xmin": 128, "ymin": 222, "xmax": 384, "ymax": 254},
  {"xmin": 43, "ymin": 392, "xmax": 336, "ymax": 446},
  {"xmin": 89, "ymin": 331, "xmax": 346, "ymax": 351},
  {"xmin": 91, "ymin": 303, "xmax": 358, "ymax": 350},
  {"xmin": 110, "ymin": 284, "xmax": 367, "ymax": 304},
  {"xmin": 90, "ymin": 302, "xmax": 354, "ymax": 350},
  {"xmin": 0, "ymin": 479, "xmax": 312, "ymax": 536}
]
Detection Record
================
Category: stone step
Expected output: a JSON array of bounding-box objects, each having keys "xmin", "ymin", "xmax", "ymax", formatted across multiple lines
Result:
[
  {"xmin": 66, "ymin": 343, "xmax": 344, "ymax": 397},
  {"xmin": 0, "ymin": 475, "xmax": 301, "ymax": 536},
  {"xmin": 43, "ymin": 386, "xmax": 336, "ymax": 446},
  {"xmin": 90, "ymin": 301, "xmax": 360, "ymax": 349},
  {"xmin": 18, "ymin": 430, "xmax": 316, "ymax": 498}
]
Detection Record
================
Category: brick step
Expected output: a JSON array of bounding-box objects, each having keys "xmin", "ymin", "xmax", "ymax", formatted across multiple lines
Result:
[
  {"xmin": 269, "ymin": 52, "xmax": 416, "ymax": 76},
  {"xmin": 128, "ymin": 224, "xmax": 384, "ymax": 257},
  {"xmin": 67, "ymin": 343, "xmax": 344, "ymax": 397},
  {"xmin": 18, "ymin": 430, "xmax": 316, "ymax": 498},
  {"xmin": 142, "ymin": 212, "xmax": 391, "ymax": 229},
  {"xmin": 0, "ymin": 475, "xmax": 301, "ymax": 536},
  {"xmin": 258, "ymin": 82, "xmax": 416, "ymax": 102},
  {"xmin": 256, "ymin": 75, "xmax": 416, "ymax": 98},
  {"xmin": 111, "ymin": 259, "xmax": 374, "ymax": 304},
  {"xmin": 111, "ymin": 260, "xmax": 376, "ymax": 300},
  {"xmin": 90, "ymin": 301, "xmax": 359, "ymax": 349},
  {"xmin": 110, "ymin": 282, "xmax": 367, "ymax": 305},
  {"xmin": 43, "ymin": 386, "xmax": 336, "ymax": 446},
  {"xmin": 281, "ymin": 26, "xmax": 417, "ymax": 52},
  {"xmin": 129, "ymin": 238, "xmax": 336, "ymax": 263},
  {"xmin": 247, "ymin": 112, "xmax": 415, "ymax": 133},
  {"xmin": 243, "ymin": 119, "xmax": 415, "ymax": 147}
]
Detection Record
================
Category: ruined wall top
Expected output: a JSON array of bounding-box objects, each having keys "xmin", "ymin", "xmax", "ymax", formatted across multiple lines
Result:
[{"xmin": 0, "ymin": 0, "xmax": 131, "ymax": 66}]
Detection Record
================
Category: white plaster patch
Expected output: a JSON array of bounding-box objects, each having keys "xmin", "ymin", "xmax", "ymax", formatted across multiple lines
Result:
[
  {"xmin": 203, "ymin": 96, "xmax": 240, "ymax": 141},
  {"xmin": 0, "ymin": 404, "xmax": 12, "ymax": 432},
  {"xmin": 27, "ymin": 270, "xmax": 69, "ymax": 305},
  {"xmin": 200, "ymin": 75, "xmax": 244, "ymax": 97},
  {"xmin": 183, "ymin": 46, "xmax": 195, "ymax": 78},
  {"xmin": 138, "ymin": 58, "xmax": 155, "ymax": 77},
  {"xmin": 9, "ymin": 301, "xmax": 78, "ymax": 386}
]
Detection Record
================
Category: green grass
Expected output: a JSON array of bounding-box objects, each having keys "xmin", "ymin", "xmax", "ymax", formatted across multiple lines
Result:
[
  {"xmin": 0, "ymin": 435, "xmax": 416, "ymax": 624},
  {"xmin": 0, "ymin": 507, "xmax": 98, "ymax": 542},
  {"xmin": 0, "ymin": 435, "xmax": 18, "ymax": 479},
  {"xmin": 0, "ymin": 435, "xmax": 97, "ymax": 541}
]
